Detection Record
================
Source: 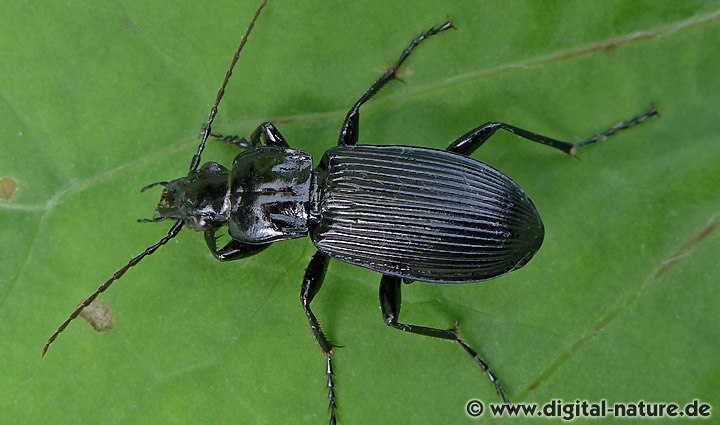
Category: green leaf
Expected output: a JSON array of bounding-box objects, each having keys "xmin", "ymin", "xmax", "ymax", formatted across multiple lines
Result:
[{"xmin": 1, "ymin": 1, "xmax": 718, "ymax": 424}]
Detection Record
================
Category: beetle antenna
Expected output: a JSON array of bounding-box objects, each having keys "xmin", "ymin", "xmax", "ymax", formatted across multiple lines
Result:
[
  {"xmin": 43, "ymin": 0, "xmax": 268, "ymax": 357},
  {"xmin": 188, "ymin": 0, "xmax": 269, "ymax": 173},
  {"xmin": 42, "ymin": 221, "xmax": 184, "ymax": 357}
]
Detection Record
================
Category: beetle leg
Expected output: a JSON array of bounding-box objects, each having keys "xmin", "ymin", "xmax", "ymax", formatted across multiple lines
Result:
[
  {"xmin": 249, "ymin": 122, "xmax": 289, "ymax": 147},
  {"xmin": 448, "ymin": 106, "xmax": 658, "ymax": 157},
  {"xmin": 301, "ymin": 251, "xmax": 338, "ymax": 425},
  {"xmin": 338, "ymin": 22, "xmax": 454, "ymax": 147},
  {"xmin": 379, "ymin": 275, "xmax": 510, "ymax": 405},
  {"xmin": 211, "ymin": 122, "xmax": 289, "ymax": 149},
  {"xmin": 203, "ymin": 229, "xmax": 270, "ymax": 261}
]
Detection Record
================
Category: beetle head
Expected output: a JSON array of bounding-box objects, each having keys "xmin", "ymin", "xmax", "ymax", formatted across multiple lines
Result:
[{"xmin": 149, "ymin": 162, "xmax": 230, "ymax": 231}]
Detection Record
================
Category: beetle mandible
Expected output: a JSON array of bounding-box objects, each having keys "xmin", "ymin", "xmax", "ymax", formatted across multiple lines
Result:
[{"xmin": 43, "ymin": 1, "xmax": 658, "ymax": 423}]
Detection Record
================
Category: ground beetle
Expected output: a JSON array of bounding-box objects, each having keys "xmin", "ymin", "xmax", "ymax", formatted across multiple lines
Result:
[{"xmin": 43, "ymin": 1, "xmax": 658, "ymax": 423}]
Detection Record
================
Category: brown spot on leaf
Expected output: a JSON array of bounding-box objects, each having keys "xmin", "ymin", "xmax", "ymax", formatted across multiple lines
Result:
[
  {"xmin": 79, "ymin": 300, "xmax": 115, "ymax": 332},
  {"xmin": 0, "ymin": 177, "xmax": 19, "ymax": 201}
]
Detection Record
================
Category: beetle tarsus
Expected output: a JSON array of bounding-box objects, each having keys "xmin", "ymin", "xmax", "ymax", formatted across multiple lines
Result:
[
  {"xmin": 326, "ymin": 353, "xmax": 338, "ymax": 425},
  {"xmin": 456, "ymin": 337, "xmax": 511, "ymax": 405},
  {"xmin": 573, "ymin": 105, "xmax": 659, "ymax": 150},
  {"xmin": 211, "ymin": 132, "xmax": 251, "ymax": 149}
]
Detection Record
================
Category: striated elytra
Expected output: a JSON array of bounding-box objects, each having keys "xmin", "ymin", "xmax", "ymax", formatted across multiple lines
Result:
[{"xmin": 313, "ymin": 145, "xmax": 545, "ymax": 283}]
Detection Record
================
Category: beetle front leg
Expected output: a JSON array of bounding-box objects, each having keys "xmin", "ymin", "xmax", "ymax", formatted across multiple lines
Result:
[
  {"xmin": 203, "ymin": 229, "xmax": 270, "ymax": 261},
  {"xmin": 211, "ymin": 121, "xmax": 289, "ymax": 149},
  {"xmin": 301, "ymin": 251, "xmax": 338, "ymax": 425},
  {"xmin": 447, "ymin": 106, "xmax": 658, "ymax": 157},
  {"xmin": 379, "ymin": 275, "xmax": 510, "ymax": 405}
]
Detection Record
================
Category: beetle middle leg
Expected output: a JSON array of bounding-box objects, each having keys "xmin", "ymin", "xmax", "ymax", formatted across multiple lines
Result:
[
  {"xmin": 211, "ymin": 121, "xmax": 289, "ymax": 149},
  {"xmin": 338, "ymin": 22, "xmax": 454, "ymax": 147},
  {"xmin": 301, "ymin": 251, "xmax": 338, "ymax": 425},
  {"xmin": 379, "ymin": 275, "xmax": 511, "ymax": 404},
  {"xmin": 448, "ymin": 106, "xmax": 658, "ymax": 156}
]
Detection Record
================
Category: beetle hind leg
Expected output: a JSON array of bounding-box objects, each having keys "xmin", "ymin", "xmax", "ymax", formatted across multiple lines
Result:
[
  {"xmin": 379, "ymin": 275, "xmax": 510, "ymax": 404},
  {"xmin": 301, "ymin": 251, "xmax": 339, "ymax": 425}
]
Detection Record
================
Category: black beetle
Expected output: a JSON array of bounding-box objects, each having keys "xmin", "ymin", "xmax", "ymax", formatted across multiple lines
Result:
[{"xmin": 43, "ymin": 1, "xmax": 658, "ymax": 423}]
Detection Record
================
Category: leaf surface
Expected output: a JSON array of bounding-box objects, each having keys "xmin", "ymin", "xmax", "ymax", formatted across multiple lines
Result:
[{"xmin": 1, "ymin": 1, "xmax": 719, "ymax": 424}]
